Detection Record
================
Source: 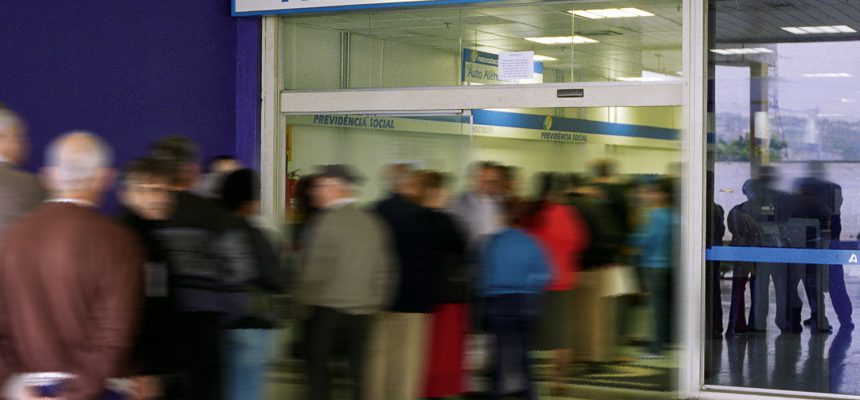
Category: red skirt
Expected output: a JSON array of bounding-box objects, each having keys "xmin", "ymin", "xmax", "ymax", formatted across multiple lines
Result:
[{"xmin": 421, "ymin": 303, "xmax": 468, "ymax": 398}]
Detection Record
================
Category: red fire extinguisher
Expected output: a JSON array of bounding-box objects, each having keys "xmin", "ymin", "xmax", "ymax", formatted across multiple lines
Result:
[{"xmin": 285, "ymin": 169, "xmax": 301, "ymax": 218}]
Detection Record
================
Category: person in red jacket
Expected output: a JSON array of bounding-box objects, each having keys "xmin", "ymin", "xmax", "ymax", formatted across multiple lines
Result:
[{"xmin": 523, "ymin": 173, "xmax": 590, "ymax": 396}]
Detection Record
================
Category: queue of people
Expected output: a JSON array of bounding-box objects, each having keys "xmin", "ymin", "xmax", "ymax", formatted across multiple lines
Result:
[
  {"xmin": 0, "ymin": 108, "xmax": 288, "ymax": 400},
  {"xmin": 0, "ymin": 105, "xmax": 682, "ymax": 400},
  {"xmin": 292, "ymin": 160, "xmax": 679, "ymax": 400}
]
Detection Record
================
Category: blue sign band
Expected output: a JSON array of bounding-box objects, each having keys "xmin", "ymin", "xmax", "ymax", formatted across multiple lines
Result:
[
  {"xmin": 706, "ymin": 246, "xmax": 860, "ymax": 265},
  {"xmin": 472, "ymin": 109, "xmax": 679, "ymax": 141}
]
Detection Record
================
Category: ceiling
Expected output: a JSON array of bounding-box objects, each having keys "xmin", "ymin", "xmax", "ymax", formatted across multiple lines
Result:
[
  {"xmin": 284, "ymin": 0, "xmax": 684, "ymax": 81},
  {"xmin": 714, "ymin": 0, "xmax": 860, "ymax": 44},
  {"xmin": 282, "ymin": 0, "xmax": 860, "ymax": 80}
]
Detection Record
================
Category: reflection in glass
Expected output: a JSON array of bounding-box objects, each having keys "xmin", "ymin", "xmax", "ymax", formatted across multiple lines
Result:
[
  {"xmin": 281, "ymin": 0, "xmax": 681, "ymax": 90},
  {"xmin": 281, "ymin": 107, "xmax": 683, "ymax": 396},
  {"xmin": 706, "ymin": 0, "xmax": 860, "ymax": 396}
]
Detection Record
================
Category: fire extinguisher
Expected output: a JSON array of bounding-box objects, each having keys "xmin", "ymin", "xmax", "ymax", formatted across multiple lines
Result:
[{"xmin": 285, "ymin": 169, "xmax": 301, "ymax": 219}]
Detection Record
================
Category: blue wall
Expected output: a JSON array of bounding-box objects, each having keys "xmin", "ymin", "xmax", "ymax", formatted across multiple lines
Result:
[{"xmin": 0, "ymin": 0, "xmax": 260, "ymax": 204}]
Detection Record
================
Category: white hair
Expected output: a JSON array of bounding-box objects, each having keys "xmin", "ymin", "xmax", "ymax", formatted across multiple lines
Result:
[
  {"xmin": 46, "ymin": 131, "xmax": 113, "ymax": 192},
  {"xmin": 0, "ymin": 109, "xmax": 25, "ymax": 137}
]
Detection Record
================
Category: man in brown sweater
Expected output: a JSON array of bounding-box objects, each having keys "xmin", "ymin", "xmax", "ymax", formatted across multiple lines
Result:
[{"xmin": 0, "ymin": 132, "xmax": 144, "ymax": 400}]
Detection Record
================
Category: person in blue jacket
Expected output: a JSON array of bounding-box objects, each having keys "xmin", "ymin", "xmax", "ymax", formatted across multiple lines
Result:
[
  {"xmin": 633, "ymin": 177, "xmax": 678, "ymax": 358},
  {"xmin": 480, "ymin": 198, "xmax": 551, "ymax": 400}
]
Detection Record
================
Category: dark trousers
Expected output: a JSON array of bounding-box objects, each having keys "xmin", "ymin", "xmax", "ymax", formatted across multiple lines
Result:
[
  {"xmin": 750, "ymin": 263, "xmax": 804, "ymax": 332},
  {"xmin": 727, "ymin": 264, "xmax": 752, "ymax": 333},
  {"xmin": 484, "ymin": 294, "xmax": 539, "ymax": 400},
  {"xmin": 306, "ymin": 306, "xmax": 370, "ymax": 400},
  {"xmin": 176, "ymin": 312, "xmax": 223, "ymax": 400},
  {"xmin": 644, "ymin": 268, "xmax": 671, "ymax": 353},
  {"xmin": 706, "ymin": 261, "xmax": 723, "ymax": 336},
  {"xmin": 804, "ymin": 264, "xmax": 854, "ymax": 327}
]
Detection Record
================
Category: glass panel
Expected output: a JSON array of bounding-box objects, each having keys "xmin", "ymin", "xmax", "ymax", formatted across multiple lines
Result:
[
  {"xmin": 278, "ymin": 106, "xmax": 683, "ymax": 397},
  {"xmin": 281, "ymin": 0, "xmax": 682, "ymax": 90},
  {"xmin": 706, "ymin": 0, "xmax": 860, "ymax": 396}
]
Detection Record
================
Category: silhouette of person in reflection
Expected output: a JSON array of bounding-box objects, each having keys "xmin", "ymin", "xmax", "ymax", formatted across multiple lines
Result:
[
  {"xmin": 793, "ymin": 161, "xmax": 854, "ymax": 331},
  {"xmin": 726, "ymin": 179, "xmax": 760, "ymax": 335},
  {"xmin": 728, "ymin": 165, "xmax": 801, "ymax": 334},
  {"xmin": 707, "ymin": 172, "xmax": 726, "ymax": 339}
]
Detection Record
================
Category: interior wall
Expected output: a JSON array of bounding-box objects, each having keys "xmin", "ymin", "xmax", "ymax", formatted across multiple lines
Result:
[
  {"xmin": 287, "ymin": 124, "xmax": 471, "ymax": 201},
  {"xmin": 1, "ymin": 1, "xmax": 260, "ymax": 211},
  {"xmin": 282, "ymin": 22, "xmax": 681, "ymax": 202}
]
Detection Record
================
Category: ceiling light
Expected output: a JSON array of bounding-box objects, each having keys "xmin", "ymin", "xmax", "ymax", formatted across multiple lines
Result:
[
  {"xmin": 524, "ymin": 36, "xmax": 598, "ymax": 45},
  {"xmin": 802, "ymin": 73, "xmax": 852, "ymax": 78},
  {"xmin": 616, "ymin": 70, "xmax": 679, "ymax": 82},
  {"xmin": 802, "ymin": 26, "xmax": 826, "ymax": 33},
  {"xmin": 782, "ymin": 25, "xmax": 857, "ymax": 35},
  {"xmin": 571, "ymin": 10, "xmax": 603, "ymax": 19},
  {"xmin": 533, "ymin": 55, "xmax": 557, "ymax": 61},
  {"xmin": 711, "ymin": 47, "xmax": 773, "ymax": 55},
  {"xmin": 619, "ymin": 8, "xmax": 655, "ymax": 17},
  {"xmin": 592, "ymin": 9, "xmax": 632, "ymax": 18},
  {"xmin": 570, "ymin": 7, "xmax": 654, "ymax": 19}
]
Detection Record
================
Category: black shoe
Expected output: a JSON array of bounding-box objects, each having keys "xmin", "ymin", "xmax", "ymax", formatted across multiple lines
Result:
[{"xmin": 803, "ymin": 317, "xmax": 813, "ymax": 326}]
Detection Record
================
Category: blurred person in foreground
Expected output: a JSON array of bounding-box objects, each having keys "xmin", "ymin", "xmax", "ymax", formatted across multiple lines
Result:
[
  {"xmin": 297, "ymin": 164, "xmax": 395, "ymax": 400},
  {"xmin": 522, "ymin": 173, "xmax": 589, "ymax": 395},
  {"xmin": 291, "ymin": 174, "xmax": 322, "ymax": 251},
  {"xmin": 149, "ymin": 136, "xmax": 254, "ymax": 400},
  {"xmin": 117, "ymin": 158, "xmax": 178, "ymax": 399},
  {"xmin": 367, "ymin": 164, "xmax": 434, "ymax": 400},
  {"xmin": 590, "ymin": 159, "xmax": 639, "ymax": 343},
  {"xmin": 632, "ymin": 178, "xmax": 677, "ymax": 358},
  {"xmin": 0, "ymin": 132, "xmax": 144, "ymax": 400},
  {"xmin": 219, "ymin": 169, "xmax": 288, "ymax": 400},
  {"xmin": 451, "ymin": 161, "xmax": 503, "ymax": 250},
  {"xmin": 0, "ymin": 108, "xmax": 45, "ymax": 237},
  {"xmin": 480, "ymin": 198, "xmax": 550, "ymax": 400},
  {"xmin": 565, "ymin": 175, "xmax": 626, "ymax": 367},
  {"xmin": 287, "ymin": 173, "xmax": 321, "ymax": 362},
  {"xmin": 417, "ymin": 171, "xmax": 469, "ymax": 399},
  {"xmin": 194, "ymin": 155, "xmax": 242, "ymax": 198},
  {"xmin": 449, "ymin": 161, "xmax": 502, "ymax": 394}
]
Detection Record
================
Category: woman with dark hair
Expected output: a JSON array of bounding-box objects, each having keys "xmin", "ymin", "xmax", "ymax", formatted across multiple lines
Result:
[
  {"xmin": 522, "ymin": 173, "xmax": 589, "ymax": 395},
  {"xmin": 416, "ymin": 171, "xmax": 470, "ymax": 399},
  {"xmin": 481, "ymin": 197, "xmax": 551, "ymax": 400}
]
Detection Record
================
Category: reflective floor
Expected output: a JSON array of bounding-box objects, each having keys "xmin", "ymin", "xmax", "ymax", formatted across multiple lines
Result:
[{"xmin": 706, "ymin": 269, "xmax": 860, "ymax": 395}]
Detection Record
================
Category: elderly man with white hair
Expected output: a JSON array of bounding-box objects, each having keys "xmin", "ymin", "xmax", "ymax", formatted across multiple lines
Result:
[
  {"xmin": 0, "ymin": 132, "xmax": 144, "ymax": 400},
  {"xmin": 0, "ymin": 108, "xmax": 45, "ymax": 237}
]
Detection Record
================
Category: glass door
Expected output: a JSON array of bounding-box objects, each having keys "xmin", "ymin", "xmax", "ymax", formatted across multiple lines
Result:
[{"xmin": 275, "ymin": 105, "xmax": 683, "ymax": 398}]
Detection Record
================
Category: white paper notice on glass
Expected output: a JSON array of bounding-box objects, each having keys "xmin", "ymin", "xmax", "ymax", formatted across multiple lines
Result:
[{"xmin": 498, "ymin": 51, "xmax": 534, "ymax": 81}]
